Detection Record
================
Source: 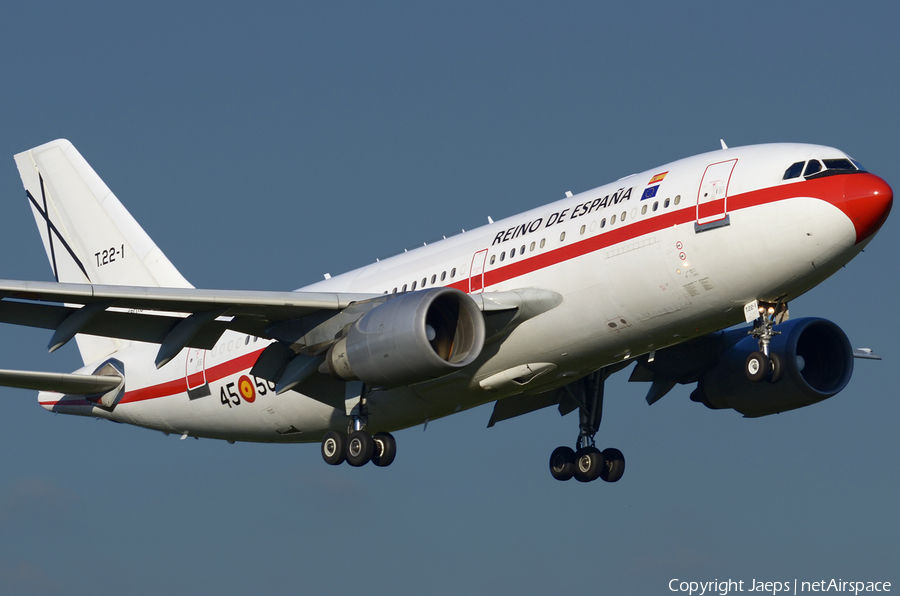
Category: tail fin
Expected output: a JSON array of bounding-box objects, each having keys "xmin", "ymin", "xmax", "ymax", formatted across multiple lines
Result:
[
  {"xmin": 14, "ymin": 139, "xmax": 192, "ymax": 288},
  {"xmin": 14, "ymin": 139, "xmax": 193, "ymax": 364}
]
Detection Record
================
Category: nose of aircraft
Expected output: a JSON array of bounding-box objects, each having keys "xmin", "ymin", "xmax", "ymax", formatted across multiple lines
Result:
[{"xmin": 840, "ymin": 173, "xmax": 893, "ymax": 244}]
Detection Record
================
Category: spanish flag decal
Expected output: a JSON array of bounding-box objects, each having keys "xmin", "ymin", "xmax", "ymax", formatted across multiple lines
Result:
[{"xmin": 648, "ymin": 171, "xmax": 668, "ymax": 185}]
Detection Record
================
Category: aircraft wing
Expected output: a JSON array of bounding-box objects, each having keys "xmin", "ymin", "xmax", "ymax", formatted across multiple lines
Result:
[
  {"xmin": 0, "ymin": 279, "xmax": 537, "ymax": 368},
  {"xmin": 0, "ymin": 279, "xmax": 384, "ymax": 363}
]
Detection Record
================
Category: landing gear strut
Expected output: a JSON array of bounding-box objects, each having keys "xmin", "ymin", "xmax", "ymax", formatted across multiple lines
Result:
[
  {"xmin": 745, "ymin": 300, "xmax": 788, "ymax": 383},
  {"xmin": 320, "ymin": 385, "xmax": 396, "ymax": 468},
  {"xmin": 548, "ymin": 368, "xmax": 626, "ymax": 483}
]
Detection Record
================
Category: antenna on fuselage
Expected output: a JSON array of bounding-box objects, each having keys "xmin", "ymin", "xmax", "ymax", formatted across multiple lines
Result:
[{"xmin": 720, "ymin": 139, "xmax": 728, "ymax": 150}]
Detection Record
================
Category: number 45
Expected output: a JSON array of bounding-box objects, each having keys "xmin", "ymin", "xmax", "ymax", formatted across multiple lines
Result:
[{"xmin": 220, "ymin": 382, "xmax": 240, "ymax": 407}]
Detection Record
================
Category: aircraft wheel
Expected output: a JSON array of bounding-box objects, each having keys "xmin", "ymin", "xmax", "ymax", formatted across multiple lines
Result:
[
  {"xmin": 745, "ymin": 351, "xmax": 771, "ymax": 382},
  {"xmin": 372, "ymin": 432, "xmax": 397, "ymax": 467},
  {"xmin": 600, "ymin": 448, "xmax": 625, "ymax": 483},
  {"xmin": 767, "ymin": 352, "xmax": 784, "ymax": 383},
  {"xmin": 573, "ymin": 446, "xmax": 605, "ymax": 483},
  {"xmin": 346, "ymin": 430, "xmax": 375, "ymax": 467},
  {"xmin": 549, "ymin": 446, "xmax": 576, "ymax": 481},
  {"xmin": 321, "ymin": 430, "xmax": 347, "ymax": 465}
]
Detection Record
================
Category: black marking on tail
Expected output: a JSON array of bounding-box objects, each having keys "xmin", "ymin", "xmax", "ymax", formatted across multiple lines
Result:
[
  {"xmin": 39, "ymin": 175, "xmax": 58, "ymax": 280},
  {"xmin": 26, "ymin": 174, "xmax": 92, "ymax": 283}
]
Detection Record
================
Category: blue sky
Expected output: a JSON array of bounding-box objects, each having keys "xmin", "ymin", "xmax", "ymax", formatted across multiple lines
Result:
[{"xmin": 0, "ymin": 2, "xmax": 897, "ymax": 595}]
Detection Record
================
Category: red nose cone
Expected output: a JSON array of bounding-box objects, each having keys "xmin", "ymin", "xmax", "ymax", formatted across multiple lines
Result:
[{"xmin": 841, "ymin": 173, "xmax": 893, "ymax": 244}]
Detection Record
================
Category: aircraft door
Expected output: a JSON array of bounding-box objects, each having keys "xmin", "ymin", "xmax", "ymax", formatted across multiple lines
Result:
[
  {"xmin": 469, "ymin": 249, "xmax": 488, "ymax": 294},
  {"xmin": 185, "ymin": 348, "xmax": 211, "ymax": 399},
  {"xmin": 696, "ymin": 159, "xmax": 737, "ymax": 226}
]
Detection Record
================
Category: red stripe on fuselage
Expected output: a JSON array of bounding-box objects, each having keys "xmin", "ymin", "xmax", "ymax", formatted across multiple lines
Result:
[
  {"xmin": 117, "ymin": 348, "xmax": 268, "ymax": 404},
  {"xmin": 449, "ymin": 174, "xmax": 864, "ymax": 291}
]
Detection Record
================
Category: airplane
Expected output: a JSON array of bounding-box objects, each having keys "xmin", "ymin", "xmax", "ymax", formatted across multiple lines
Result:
[{"xmin": 0, "ymin": 138, "xmax": 891, "ymax": 483}]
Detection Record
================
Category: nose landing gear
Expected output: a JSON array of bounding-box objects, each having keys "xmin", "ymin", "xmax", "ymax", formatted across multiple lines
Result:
[
  {"xmin": 745, "ymin": 300, "xmax": 788, "ymax": 383},
  {"xmin": 548, "ymin": 367, "xmax": 626, "ymax": 483}
]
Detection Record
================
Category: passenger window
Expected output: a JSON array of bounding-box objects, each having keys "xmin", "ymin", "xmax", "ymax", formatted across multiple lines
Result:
[
  {"xmin": 559, "ymin": 231, "xmax": 566, "ymax": 242},
  {"xmin": 490, "ymin": 255, "xmax": 496, "ymax": 265},
  {"xmin": 431, "ymin": 274, "xmax": 437, "ymax": 284},
  {"xmin": 540, "ymin": 238, "xmax": 546, "ymax": 248},
  {"xmin": 509, "ymin": 248, "xmax": 516, "ymax": 258},
  {"xmin": 611, "ymin": 214, "xmax": 616, "ymax": 224},
  {"xmin": 422, "ymin": 278, "xmax": 427, "ymax": 287},
  {"xmin": 664, "ymin": 198, "xmax": 670, "ymax": 208},
  {"xmin": 450, "ymin": 268, "xmax": 456, "ymax": 278},
  {"xmin": 621, "ymin": 211, "xmax": 626, "ymax": 221},
  {"xmin": 674, "ymin": 195, "xmax": 681, "ymax": 205},
  {"xmin": 580, "ymin": 224, "xmax": 586, "ymax": 235},
  {"xmin": 783, "ymin": 161, "xmax": 805, "ymax": 179},
  {"xmin": 412, "ymin": 281, "xmax": 417, "ymax": 290},
  {"xmin": 641, "ymin": 205, "xmax": 647, "ymax": 215},
  {"xmin": 804, "ymin": 160, "xmax": 823, "ymax": 177},
  {"xmin": 530, "ymin": 242, "xmax": 535, "ymax": 251},
  {"xmin": 500, "ymin": 252, "xmax": 505, "ymax": 261},
  {"xmin": 392, "ymin": 288, "xmax": 397, "ymax": 294},
  {"xmin": 440, "ymin": 271, "xmax": 446, "ymax": 281},
  {"xmin": 520, "ymin": 245, "xmax": 525, "ymax": 254},
  {"xmin": 652, "ymin": 201, "xmax": 658, "ymax": 211},
  {"xmin": 402, "ymin": 284, "xmax": 407, "ymax": 292},
  {"xmin": 601, "ymin": 218, "xmax": 606, "ymax": 228}
]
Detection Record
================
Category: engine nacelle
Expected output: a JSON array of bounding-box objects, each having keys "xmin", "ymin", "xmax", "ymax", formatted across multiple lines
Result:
[
  {"xmin": 325, "ymin": 287, "xmax": 486, "ymax": 388},
  {"xmin": 692, "ymin": 318, "xmax": 854, "ymax": 417}
]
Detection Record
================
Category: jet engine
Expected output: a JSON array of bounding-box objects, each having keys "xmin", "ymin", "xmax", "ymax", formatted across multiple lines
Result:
[
  {"xmin": 324, "ymin": 287, "xmax": 486, "ymax": 388},
  {"xmin": 692, "ymin": 318, "xmax": 854, "ymax": 417}
]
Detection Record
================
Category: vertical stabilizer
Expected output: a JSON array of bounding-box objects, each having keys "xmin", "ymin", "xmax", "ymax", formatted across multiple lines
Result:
[{"xmin": 14, "ymin": 139, "xmax": 193, "ymax": 364}]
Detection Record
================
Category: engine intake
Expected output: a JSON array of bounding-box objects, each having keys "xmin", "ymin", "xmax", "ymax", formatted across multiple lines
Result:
[
  {"xmin": 325, "ymin": 287, "xmax": 486, "ymax": 388},
  {"xmin": 693, "ymin": 318, "xmax": 854, "ymax": 417}
]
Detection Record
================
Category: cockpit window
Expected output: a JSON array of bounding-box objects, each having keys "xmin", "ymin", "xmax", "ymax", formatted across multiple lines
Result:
[
  {"xmin": 785, "ymin": 157, "xmax": 864, "ymax": 182},
  {"xmin": 822, "ymin": 158, "xmax": 855, "ymax": 172},
  {"xmin": 783, "ymin": 162, "xmax": 805, "ymax": 180},
  {"xmin": 803, "ymin": 160, "xmax": 823, "ymax": 177}
]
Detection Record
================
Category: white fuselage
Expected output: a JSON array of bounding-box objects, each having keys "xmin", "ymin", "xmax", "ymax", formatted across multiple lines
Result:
[{"xmin": 41, "ymin": 143, "xmax": 885, "ymax": 442}]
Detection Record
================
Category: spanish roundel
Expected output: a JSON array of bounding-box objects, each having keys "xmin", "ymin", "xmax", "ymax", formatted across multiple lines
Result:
[{"xmin": 238, "ymin": 375, "xmax": 256, "ymax": 403}]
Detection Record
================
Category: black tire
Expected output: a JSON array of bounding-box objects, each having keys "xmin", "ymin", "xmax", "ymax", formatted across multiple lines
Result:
[
  {"xmin": 768, "ymin": 352, "xmax": 784, "ymax": 383},
  {"xmin": 372, "ymin": 432, "xmax": 397, "ymax": 467},
  {"xmin": 745, "ymin": 351, "xmax": 770, "ymax": 382},
  {"xmin": 600, "ymin": 448, "xmax": 625, "ymax": 483},
  {"xmin": 573, "ymin": 446, "xmax": 605, "ymax": 483},
  {"xmin": 321, "ymin": 430, "xmax": 346, "ymax": 465},
  {"xmin": 346, "ymin": 430, "xmax": 375, "ymax": 467},
  {"xmin": 549, "ymin": 446, "xmax": 576, "ymax": 481}
]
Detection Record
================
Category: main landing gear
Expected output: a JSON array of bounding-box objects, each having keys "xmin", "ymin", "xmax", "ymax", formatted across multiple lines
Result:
[
  {"xmin": 548, "ymin": 368, "xmax": 626, "ymax": 483},
  {"xmin": 745, "ymin": 300, "xmax": 788, "ymax": 383},
  {"xmin": 321, "ymin": 429, "xmax": 397, "ymax": 467},
  {"xmin": 320, "ymin": 391, "xmax": 397, "ymax": 468}
]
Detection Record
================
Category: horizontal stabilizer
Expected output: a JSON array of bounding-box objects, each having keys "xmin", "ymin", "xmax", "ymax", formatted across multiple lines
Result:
[
  {"xmin": 853, "ymin": 348, "xmax": 882, "ymax": 360},
  {"xmin": 0, "ymin": 369, "xmax": 122, "ymax": 395}
]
